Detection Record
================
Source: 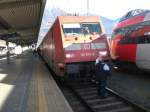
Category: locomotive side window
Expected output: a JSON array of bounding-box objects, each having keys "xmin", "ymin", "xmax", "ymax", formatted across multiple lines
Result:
[
  {"xmin": 119, "ymin": 37, "xmax": 130, "ymax": 44},
  {"xmin": 112, "ymin": 28, "xmax": 125, "ymax": 39},
  {"xmin": 119, "ymin": 35, "xmax": 150, "ymax": 44},
  {"xmin": 135, "ymin": 36, "xmax": 150, "ymax": 44},
  {"xmin": 116, "ymin": 22, "xmax": 150, "ymax": 45}
]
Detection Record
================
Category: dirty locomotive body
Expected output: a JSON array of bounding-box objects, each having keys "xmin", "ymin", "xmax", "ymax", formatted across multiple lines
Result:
[{"xmin": 39, "ymin": 16, "xmax": 110, "ymax": 77}]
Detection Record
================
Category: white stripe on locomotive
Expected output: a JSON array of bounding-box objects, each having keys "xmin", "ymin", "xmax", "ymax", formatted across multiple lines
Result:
[{"xmin": 65, "ymin": 43, "xmax": 106, "ymax": 51}]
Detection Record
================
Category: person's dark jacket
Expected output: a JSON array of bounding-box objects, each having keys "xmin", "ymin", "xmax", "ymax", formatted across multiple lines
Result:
[{"xmin": 95, "ymin": 61, "xmax": 110, "ymax": 81}]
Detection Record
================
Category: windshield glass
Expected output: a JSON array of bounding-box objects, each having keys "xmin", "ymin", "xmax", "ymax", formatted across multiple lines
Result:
[
  {"xmin": 81, "ymin": 23, "xmax": 101, "ymax": 34},
  {"xmin": 63, "ymin": 23, "xmax": 81, "ymax": 35},
  {"xmin": 63, "ymin": 23, "xmax": 101, "ymax": 36}
]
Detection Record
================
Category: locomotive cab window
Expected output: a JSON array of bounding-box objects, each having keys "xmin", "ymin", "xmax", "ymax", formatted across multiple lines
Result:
[
  {"xmin": 62, "ymin": 23, "xmax": 101, "ymax": 36},
  {"xmin": 81, "ymin": 23, "xmax": 101, "ymax": 35},
  {"xmin": 63, "ymin": 23, "xmax": 81, "ymax": 36}
]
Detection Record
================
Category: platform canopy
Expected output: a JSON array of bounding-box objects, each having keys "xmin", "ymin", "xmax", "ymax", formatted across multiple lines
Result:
[{"xmin": 0, "ymin": 0, "xmax": 46, "ymax": 46}]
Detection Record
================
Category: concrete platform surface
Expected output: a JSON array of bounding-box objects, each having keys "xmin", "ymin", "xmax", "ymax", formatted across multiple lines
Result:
[{"xmin": 0, "ymin": 52, "xmax": 73, "ymax": 112}]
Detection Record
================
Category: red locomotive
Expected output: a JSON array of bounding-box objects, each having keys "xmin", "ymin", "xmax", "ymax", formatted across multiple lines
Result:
[
  {"xmin": 39, "ymin": 16, "xmax": 110, "ymax": 76},
  {"xmin": 111, "ymin": 9, "xmax": 150, "ymax": 71}
]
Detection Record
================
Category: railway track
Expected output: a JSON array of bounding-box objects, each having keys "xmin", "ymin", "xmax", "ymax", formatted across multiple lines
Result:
[
  {"xmin": 60, "ymin": 86, "xmax": 91, "ymax": 112},
  {"xmin": 41, "ymin": 56, "xmax": 149, "ymax": 112},
  {"xmin": 64, "ymin": 78, "xmax": 148, "ymax": 112}
]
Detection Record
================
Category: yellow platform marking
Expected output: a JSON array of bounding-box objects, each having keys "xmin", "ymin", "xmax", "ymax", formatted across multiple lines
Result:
[{"xmin": 37, "ymin": 62, "xmax": 49, "ymax": 112}]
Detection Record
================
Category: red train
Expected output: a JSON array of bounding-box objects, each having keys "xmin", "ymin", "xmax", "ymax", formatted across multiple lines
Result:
[
  {"xmin": 111, "ymin": 9, "xmax": 150, "ymax": 71},
  {"xmin": 39, "ymin": 16, "xmax": 110, "ymax": 76}
]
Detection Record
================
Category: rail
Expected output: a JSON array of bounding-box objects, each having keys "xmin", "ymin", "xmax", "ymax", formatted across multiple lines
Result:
[{"xmin": 65, "ymin": 78, "xmax": 149, "ymax": 112}]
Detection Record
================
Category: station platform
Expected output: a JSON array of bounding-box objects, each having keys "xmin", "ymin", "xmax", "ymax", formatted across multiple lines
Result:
[{"xmin": 0, "ymin": 51, "xmax": 73, "ymax": 112}]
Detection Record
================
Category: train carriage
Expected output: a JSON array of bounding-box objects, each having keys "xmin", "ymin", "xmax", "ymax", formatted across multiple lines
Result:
[
  {"xmin": 39, "ymin": 16, "xmax": 110, "ymax": 76},
  {"xmin": 111, "ymin": 9, "xmax": 150, "ymax": 71}
]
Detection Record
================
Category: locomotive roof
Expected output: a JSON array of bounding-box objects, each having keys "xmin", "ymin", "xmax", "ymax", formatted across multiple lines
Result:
[
  {"xmin": 57, "ymin": 16, "xmax": 100, "ymax": 23},
  {"xmin": 113, "ymin": 9, "xmax": 150, "ymax": 30},
  {"xmin": 119, "ymin": 9, "xmax": 150, "ymax": 22}
]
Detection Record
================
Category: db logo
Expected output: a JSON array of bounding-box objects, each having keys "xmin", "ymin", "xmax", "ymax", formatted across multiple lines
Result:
[{"xmin": 81, "ymin": 43, "xmax": 91, "ymax": 49}]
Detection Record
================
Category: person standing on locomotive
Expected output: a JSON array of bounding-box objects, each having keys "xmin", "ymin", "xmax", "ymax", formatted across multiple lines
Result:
[{"xmin": 95, "ymin": 51, "xmax": 111, "ymax": 98}]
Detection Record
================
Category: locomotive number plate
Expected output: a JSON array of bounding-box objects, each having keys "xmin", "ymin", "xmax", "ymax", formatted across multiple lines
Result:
[{"xmin": 81, "ymin": 43, "xmax": 91, "ymax": 50}]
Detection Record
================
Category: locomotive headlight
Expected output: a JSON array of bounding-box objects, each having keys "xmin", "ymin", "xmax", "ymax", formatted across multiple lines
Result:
[
  {"xmin": 99, "ymin": 51, "xmax": 107, "ymax": 56},
  {"xmin": 144, "ymin": 32, "xmax": 150, "ymax": 35},
  {"xmin": 57, "ymin": 63, "xmax": 65, "ymax": 71},
  {"xmin": 66, "ymin": 54, "xmax": 71, "ymax": 58},
  {"xmin": 66, "ymin": 54, "xmax": 74, "ymax": 58},
  {"xmin": 58, "ymin": 63, "xmax": 64, "ymax": 67}
]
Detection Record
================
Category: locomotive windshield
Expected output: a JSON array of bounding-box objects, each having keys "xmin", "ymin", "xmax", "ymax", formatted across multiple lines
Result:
[
  {"xmin": 63, "ymin": 23, "xmax": 101, "ymax": 36},
  {"xmin": 63, "ymin": 23, "xmax": 81, "ymax": 35},
  {"xmin": 81, "ymin": 23, "xmax": 101, "ymax": 34}
]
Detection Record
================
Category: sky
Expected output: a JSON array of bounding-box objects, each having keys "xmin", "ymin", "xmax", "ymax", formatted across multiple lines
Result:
[
  {"xmin": 37, "ymin": 0, "xmax": 150, "ymax": 47},
  {"xmin": 46, "ymin": 0, "xmax": 150, "ymax": 20}
]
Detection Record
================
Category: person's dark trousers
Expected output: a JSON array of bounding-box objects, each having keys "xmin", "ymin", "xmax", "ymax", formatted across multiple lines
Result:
[{"xmin": 97, "ymin": 80, "xmax": 107, "ymax": 97}]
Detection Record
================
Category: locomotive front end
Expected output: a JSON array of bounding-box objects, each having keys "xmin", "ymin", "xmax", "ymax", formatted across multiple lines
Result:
[{"xmin": 61, "ymin": 21, "xmax": 110, "ymax": 76}]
